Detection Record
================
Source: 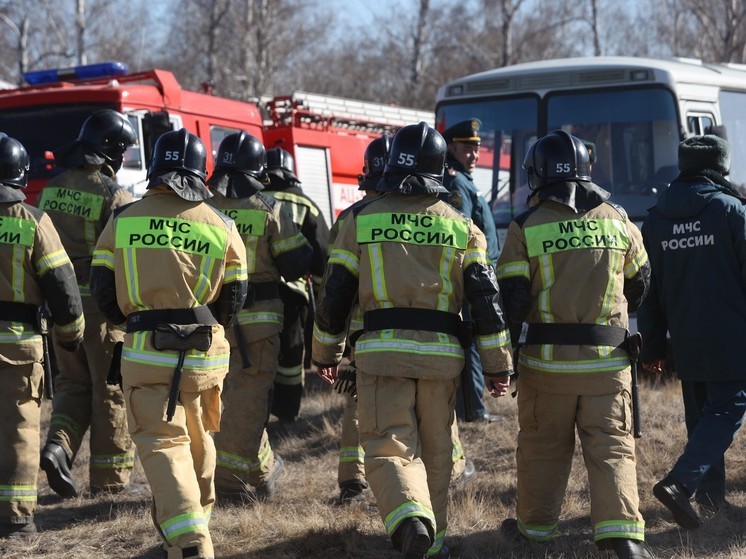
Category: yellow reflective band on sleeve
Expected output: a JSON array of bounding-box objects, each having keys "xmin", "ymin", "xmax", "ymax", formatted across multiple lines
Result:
[
  {"xmin": 437, "ymin": 246, "xmax": 456, "ymax": 311},
  {"xmin": 38, "ymin": 187, "xmax": 104, "ymax": 220},
  {"xmin": 56, "ymin": 314, "xmax": 84, "ymax": 336},
  {"xmin": 496, "ymin": 259, "xmax": 529, "ymax": 280},
  {"xmin": 313, "ymin": 323, "xmax": 346, "ymax": 345},
  {"xmin": 115, "ymin": 217, "xmax": 228, "ymax": 258},
  {"xmin": 476, "ymin": 331, "xmax": 511, "ymax": 350},
  {"xmin": 525, "ymin": 218, "xmax": 630, "ymax": 257},
  {"xmin": 463, "ymin": 247, "xmax": 489, "ymax": 268},
  {"xmin": 624, "ymin": 249, "xmax": 649, "ymax": 279},
  {"xmin": 220, "ymin": 208, "xmax": 266, "ymax": 237},
  {"xmin": 356, "ymin": 213, "xmax": 469, "ymax": 249},
  {"xmin": 92, "ymin": 249, "xmax": 115, "ymax": 270},
  {"xmin": 223, "ymin": 263, "xmax": 248, "ymax": 283},
  {"xmin": 329, "ymin": 248, "xmax": 359, "ymax": 277},
  {"xmin": 36, "ymin": 249, "xmax": 71, "ymax": 276},
  {"xmin": 0, "ymin": 216, "xmax": 35, "ymax": 247},
  {"xmin": 272, "ymin": 232, "xmax": 308, "ymax": 256}
]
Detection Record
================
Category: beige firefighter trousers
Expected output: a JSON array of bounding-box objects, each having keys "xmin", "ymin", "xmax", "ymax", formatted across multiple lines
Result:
[
  {"xmin": 0, "ymin": 362, "xmax": 43, "ymax": 524},
  {"xmin": 357, "ymin": 370, "xmax": 457, "ymax": 546},
  {"xmin": 215, "ymin": 334, "xmax": 280, "ymax": 492},
  {"xmin": 339, "ymin": 393, "xmax": 466, "ymax": 486},
  {"xmin": 47, "ymin": 297, "xmax": 133, "ymax": 490},
  {"xmin": 516, "ymin": 380, "xmax": 644, "ymax": 540},
  {"xmin": 125, "ymin": 382, "xmax": 221, "ymax": 559}
]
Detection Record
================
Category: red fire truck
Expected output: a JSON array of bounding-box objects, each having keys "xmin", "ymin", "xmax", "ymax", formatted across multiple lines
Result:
[{"xmin": 0, "ymin": 62, "xmax": 433, "ymax": 226}]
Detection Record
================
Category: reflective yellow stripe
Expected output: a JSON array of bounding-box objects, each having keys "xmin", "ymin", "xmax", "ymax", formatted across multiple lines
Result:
[
  {"xmin": 329, "ymin": 248, "xmax": 359, "ymax": 277},
  {"xmin": 122, "ymin": 346, "xmax": 230, "ymax": 370},
  {"xmin": 339, "ymin": 445, "xmax": 364, "ymax": 464},
  {"xmin": 496, "ymin": 259, "xmax": 530, "ymax": 280},
  {"xmin": 36, "ymin": 249, "xmax": 71, "ymax": 276},
  {"xmin": 92, "ymin": 249, "xmax": 115, "ymax": 270},
  {"xmin": 624, "ymin": 249, "xmax": 648, "ymax": 278},
  {"xmin": 594, "ymin": 520, "xmax": 645, "ymax": 541},
  {"xmin": 519, "ymin": 352, "xmax": 630, "ymax": 373},
  {"xmin": 368, "ymin": 244, "xmax": 389, "ymax": 304},
  {"xmin": 384, "ymin": 501, "xmax": 435, "ymax": 537},
  {"xmin": 0, "ymin": 484, "xmax": 37, "ymax": 502},
  {"xmin": 355, "ymin": 337, "xmax": 463, "ymax": 358},
  {"xmin": 272, "ymin": 232, "xmax": 308, "ymax": 256},
  {"xmin": 160, "ymin": 511, "xmax": 208, "ymax": 542},
  {"xmin": 437, "ymin": 246, "xmax": 455, "ymax": 311}
]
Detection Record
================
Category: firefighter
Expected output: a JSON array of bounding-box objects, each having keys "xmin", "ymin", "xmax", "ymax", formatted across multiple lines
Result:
[
  {"xmin": 264, "ymin": 147, "xmax": 330, "ymax": 422},
  {"xmin": 206, "ymin": 131, "xmax": 312, "ymax": 503},
  {"xmin": 90, "ymin": 129, "xmax": 247, "ymax": 559},
  {"xmin": 38, "ymin": 109, "xmax": 137, "ymax": 497},
  {"xmin": 313, "ymin": 122, "xmax": 513, "ymax": 559},
  {"xmin": 332, "ymin": 134, "xmax": 475, "ymax": 504},
  {"xmin": 441, "ymin": 118, "xmax": 502, "ymax": 424},
  {"xmin": 495, "ymin": 131, "xmax": 651, "ymax": 559},
  {"xmin": 0, "ymin": 134, "xmax": 84, "ymax": 538}
]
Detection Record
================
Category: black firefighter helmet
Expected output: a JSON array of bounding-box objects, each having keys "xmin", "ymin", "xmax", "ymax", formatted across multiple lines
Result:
[
  {"xmin": 147, "ymin": 128, "xmax": 211, "ymax": 201},
  {"xmin": 377, "ymin": 122, "xmax": 447, "ymax": 195},
  {"xmin": 208, "ymin": 131, "xmax": 268, "ymax": 198},
  {"xmin": 266, "ymin": 147, "xmax": 299, "ymax": 183},
  {"xmin": 523, "ymin": 130, "xmax": 591, "ymax": 191},
  {"xmin": 54, "ymin": 109, "xmax": 136, "ymax": 171},
  {"xmin": 0, "ymin": 134, "xmax": 29, "ymax": 189},
  {"xmin": 358, "ymin": 133, "xmax": 391, "ymax": 191}
]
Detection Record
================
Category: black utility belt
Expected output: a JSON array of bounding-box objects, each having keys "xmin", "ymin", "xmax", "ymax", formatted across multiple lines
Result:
[
  {"xmin": 524, "ymin": 323, "xmax": 628, "ymax": 348},
  {"xmin": 126, "ymin": 305, "xmax": 217, "ymax": 333},
  {"xmin": 0, "ymin": 301, "xmax": 38, "ymax": 326},
  {"xmin": 244, "ymin": 282, "xmax": 280, "ymax": 308},
  {"xmin": 363, "ymin": 307, "xmax": 473, "ymax": 348}
]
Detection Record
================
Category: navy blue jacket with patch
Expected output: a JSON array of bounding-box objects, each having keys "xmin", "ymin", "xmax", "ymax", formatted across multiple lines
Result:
[{"xmin": 637, "ymin": 175, "xmax": 746, "ymax": 381}]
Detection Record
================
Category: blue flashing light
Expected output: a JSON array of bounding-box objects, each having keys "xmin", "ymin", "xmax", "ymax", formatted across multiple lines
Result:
[{"xmin": 23, "ymin": 61, "xmax": 129, "ymax": 86}]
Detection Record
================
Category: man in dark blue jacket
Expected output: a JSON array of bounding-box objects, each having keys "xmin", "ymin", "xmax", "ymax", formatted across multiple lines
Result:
[
  {"xmin": 442, "ymin": 119, "xmax": 501, "ymax": 423},
  {"xmin": 638, "ymin": 134, "xmax": 746, "ymax": 530}
]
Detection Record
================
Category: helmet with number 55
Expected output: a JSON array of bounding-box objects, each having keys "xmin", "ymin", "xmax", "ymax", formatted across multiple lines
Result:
[
  {"xmin": 523, "ymin": 129, "xmax": 591, "ymax": 191},
  {"xmin": 378, "ymin": 122, "xmax": 448, "ymax": 194}
]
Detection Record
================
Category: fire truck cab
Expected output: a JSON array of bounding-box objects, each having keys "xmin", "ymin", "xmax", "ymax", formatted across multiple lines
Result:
[{"xmin": 0, "ymin": 62, "xmax": 265, "ymax": 204}]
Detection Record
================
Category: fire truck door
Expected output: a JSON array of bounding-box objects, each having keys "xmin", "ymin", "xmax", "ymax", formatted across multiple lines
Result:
[{"xmin": 294, "ymin": 146, "xmax": 333, "ymax": 227}]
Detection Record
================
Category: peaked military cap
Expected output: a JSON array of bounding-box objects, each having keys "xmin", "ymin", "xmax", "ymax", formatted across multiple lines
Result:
[{"xmin": 442, "ymin": 118, "xmax": 481, "ymax": 144}]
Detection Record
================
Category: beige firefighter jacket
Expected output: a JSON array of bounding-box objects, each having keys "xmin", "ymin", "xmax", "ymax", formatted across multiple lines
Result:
[
  {"xmin": 496, "ymin": 189, "xmax": 649, "ymax": 395},
  {"xmin": 0, "ymin": 198, "xmax": 84, "ymax": 365},
  {"xmin": 313, "ymin": 192, "xmax": 513, "ymax": 380},
  {"xmin": 207, "ymin": 191, "xmax": 311, "ymax": 343},
  {"xmin": 37, "ymin": 166, "xmax": 133, "ymax": 288},
  {"xmin": 90, "ymin": 186, "xmax": 248, "ymax": 392}
]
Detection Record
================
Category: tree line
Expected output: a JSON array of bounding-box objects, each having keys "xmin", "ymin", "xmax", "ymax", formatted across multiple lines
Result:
[{"xmin": 0, "ymin": 0, "xmax": 744, "ymax": 110}]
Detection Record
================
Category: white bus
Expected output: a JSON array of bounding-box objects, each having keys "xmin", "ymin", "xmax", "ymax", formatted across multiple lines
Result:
[{"xmin": 435, "ymin": 56, "xmax": 746, "ymax": 245}]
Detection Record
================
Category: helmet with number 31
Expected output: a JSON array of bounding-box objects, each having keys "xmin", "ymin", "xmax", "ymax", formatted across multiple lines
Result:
[{"xmin": 523, "ymin": 129, "xmax": 591, "ymax": 191}]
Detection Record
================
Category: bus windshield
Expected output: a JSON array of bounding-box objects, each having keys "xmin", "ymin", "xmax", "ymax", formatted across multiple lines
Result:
[{"xmin": 436, "ymin": 85, "xmax": 679, "ymax": 228}]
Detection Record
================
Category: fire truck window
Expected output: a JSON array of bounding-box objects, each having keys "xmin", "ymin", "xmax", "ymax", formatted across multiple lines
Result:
[
  {"xmin": 0, "ymin": 104, "xmax": 118, "ymax": 179},
  {"xmin": 122, "ymin": 114, "xmax": 142, "ymax": 170}
]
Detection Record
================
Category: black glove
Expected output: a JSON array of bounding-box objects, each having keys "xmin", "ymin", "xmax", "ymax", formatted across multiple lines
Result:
[{"xmin": 334, "ymin": 364, "xmax": 357, "ymax": 400}]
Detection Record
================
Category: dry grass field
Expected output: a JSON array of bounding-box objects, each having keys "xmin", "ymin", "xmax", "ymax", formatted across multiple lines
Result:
[{"xmin": 2, "ymin": 374, "xmax": 745, "ymax": 559}]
